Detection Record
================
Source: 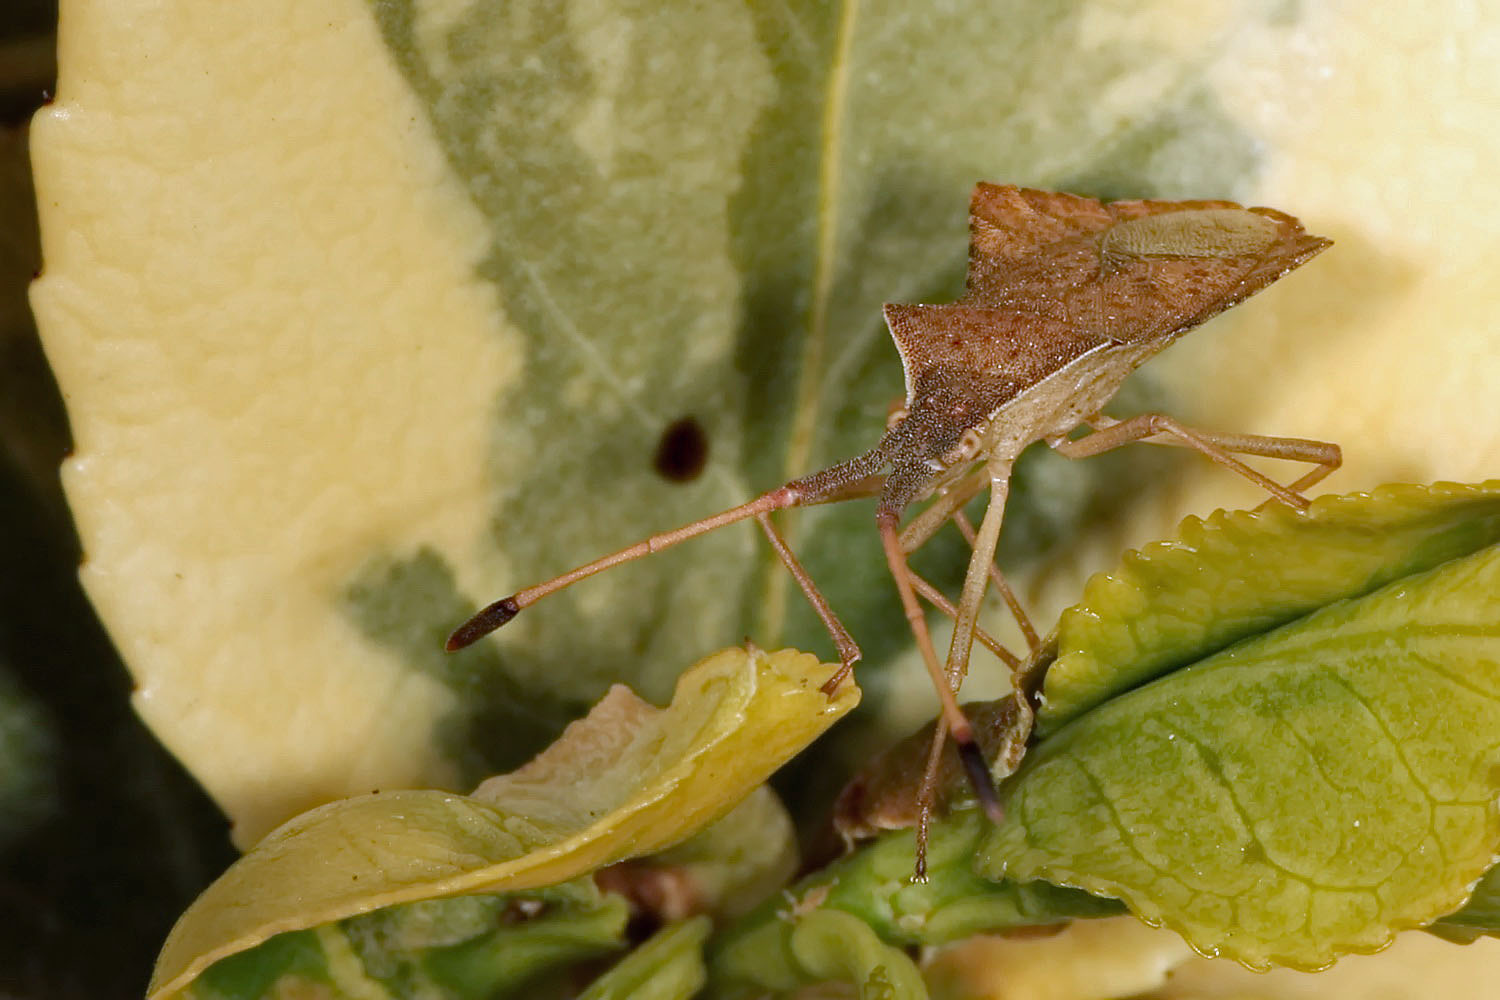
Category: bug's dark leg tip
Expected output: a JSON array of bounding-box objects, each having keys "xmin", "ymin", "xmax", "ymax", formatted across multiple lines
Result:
[
  {"xmin": 957, "ymin": 739, "xmax": 1006, "ymax": 827},
  {"xmin": 445, "ymin": 597, "xmax": 521, "ymax": 652}
]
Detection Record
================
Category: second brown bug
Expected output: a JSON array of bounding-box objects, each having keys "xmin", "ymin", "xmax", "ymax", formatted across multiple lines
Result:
[{"xmin": 447, "ymin": 183, "xmax": 1341, "ymax": 875}]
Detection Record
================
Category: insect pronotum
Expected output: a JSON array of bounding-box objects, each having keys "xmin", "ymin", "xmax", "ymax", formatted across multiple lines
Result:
[{"xmin": 447, "ymin": 184, "xmax": 1341, "ymax": 874}]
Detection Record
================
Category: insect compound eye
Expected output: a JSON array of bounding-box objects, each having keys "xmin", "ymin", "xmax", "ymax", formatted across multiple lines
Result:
[
  {"xmin": 940, "ymin": 427, "xmax": 986, "ymax": 468},
  {"xmin": 652, "ymin": 416, "xmax": 710, "ymax": 483},
  {"xmin": 885, "ymin": 400, "xmax": 909, "ymax": 430}
]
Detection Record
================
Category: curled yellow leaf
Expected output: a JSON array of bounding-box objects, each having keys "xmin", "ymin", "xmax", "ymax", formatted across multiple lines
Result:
[{"xmin": 150, "ymin": 646, "xmax": 855, "ymax": 999}]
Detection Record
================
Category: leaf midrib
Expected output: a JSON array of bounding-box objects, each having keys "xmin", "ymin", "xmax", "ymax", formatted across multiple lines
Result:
[{"xmin": 758, "ymin": 0, "xmax": 860, "ymax": 644}]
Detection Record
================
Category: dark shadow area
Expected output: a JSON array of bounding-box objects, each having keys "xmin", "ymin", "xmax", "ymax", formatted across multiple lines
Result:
[{"xmin": 0, "ymin": 9, "xmax": 238, "ymax": 997}]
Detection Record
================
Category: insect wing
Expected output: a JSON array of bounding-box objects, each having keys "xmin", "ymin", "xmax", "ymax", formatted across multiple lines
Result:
[
  {"xmin": 964, "ymin": 185, "xmax": 1113, "ymax": 294},
  {"xmin": 961, "ymin": 186, "xmax": 1330, "ymax": 347},
  {"xmin": 1091, "ymin": 205, "xmax": 1332, "ymax": 342}
]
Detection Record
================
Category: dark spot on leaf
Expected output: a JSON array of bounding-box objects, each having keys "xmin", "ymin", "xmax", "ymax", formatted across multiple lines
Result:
[{"xmin": 653, "ymin": 416, "xmax": 709, "ymax": 483}]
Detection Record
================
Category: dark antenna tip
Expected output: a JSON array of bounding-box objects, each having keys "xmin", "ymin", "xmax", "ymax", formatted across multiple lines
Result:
[
  {"xmin": 957, "ymin": 739, "xmax": 1007, "ymax": 827},
  {"xmin": 445, "ymin": 596, "xmax": 522, "ymax": 652}
]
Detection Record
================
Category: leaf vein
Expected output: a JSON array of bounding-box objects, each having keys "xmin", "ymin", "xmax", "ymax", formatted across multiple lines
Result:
[
  {"xmin": 1320, "ymin": 669, "xmax": 1439, "ymax": 813},
  {"xmin": 766, "ymin": 0, "xmax": 818, "ymax": 60},
  {"xmin": 1072, "ymin": 756, "xmax": 1217, "ymax": 905},
  {"xmin": 1157, "ymin": 725, "xmax": 1294, "ymax": 880},
  {"xmin": 761, "ymin": 0, "xmax": 860, "ymax": 637},
  {"xmin": 508, "ymin": 252, "xmax": 664, "ymax": 433},
  {"xmin": 1407, "ymin": 649, "xmax": 1500, "ymax": 701},
  {"xmin": 784, "ymin": 0, "xmax": 858, "ymax": 482}
]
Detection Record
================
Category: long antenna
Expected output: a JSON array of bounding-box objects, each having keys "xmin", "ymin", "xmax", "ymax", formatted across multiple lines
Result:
[{"xmin": 445, "ymin": 486, "xmax": 800, "ymax": 651}]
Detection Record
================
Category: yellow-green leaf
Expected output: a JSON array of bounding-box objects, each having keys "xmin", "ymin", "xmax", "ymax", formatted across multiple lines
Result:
[
  {"xmin": 1039, "ymin": 481, "xmax": 1500, "ymax": 733},
  {"xmin": 150, "ymin": 646, "xmax": 855, "ymax": 999},
  {"xmin": 981, "ymin": 543, "xmax": 1500, "ymax": 969}
]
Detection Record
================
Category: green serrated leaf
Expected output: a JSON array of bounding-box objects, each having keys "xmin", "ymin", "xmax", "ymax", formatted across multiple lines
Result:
[
  {"xmin": 151, "ymin": 647, "xmax": 855, "ymax": 999},
  {"xmin": 981, "ymin": 540, "xmax": 1500, "ymax": 969},
  {"xmin": 1039, "ymin": 481, "xmax": 1500, "ymax": 734}
]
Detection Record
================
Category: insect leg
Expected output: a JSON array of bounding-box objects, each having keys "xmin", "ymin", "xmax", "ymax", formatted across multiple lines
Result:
[
  {"xmin": 914, "ymin": 715, "xmax": 950, "ymax": 880},
  {"xmin": 1051, "ymin": 414, "xmax": 1340, "ymax": 510},
  {"xmin": 949, "ymin": 509, "xmax": 1039, "ymax": 651},
  {"xmin": 1145, "ymin": 422, "xmax": 1340, "ymax": 494},
  {"xmin": 1085, "ymin": 413, "xmax": 1342, "ymax": 493},
  {"xmin": 908, "ymin": 471, "xmax": 1014, "ymax": 874},
  {"xmin": 898, "ymin": 468, "xmax": 989, "ymax": 553},
  {"xmin": 943, "ymin": 471, "xmax": 1011, "ymax": 697},
  {"xmin": 877, "ymin": 511, "xmax": 990, "ymax": 799},
  {"xmin": 446, "ymin": 486, "xmax": 802, "ymax": 650},
  {"xmin": 755, "ymin": 511, "xmax": 863, "ymax": 691},
  {"xmin": 907, "ymin": 571, "xmax": 1020, "ymax": 668},
  {"xmin": 943, "ymin": 469, "xmax": 1012, "ymax": 787}
]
